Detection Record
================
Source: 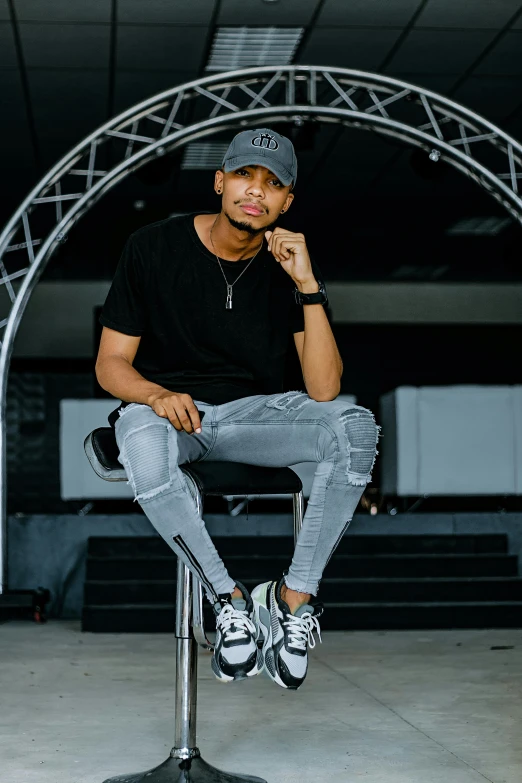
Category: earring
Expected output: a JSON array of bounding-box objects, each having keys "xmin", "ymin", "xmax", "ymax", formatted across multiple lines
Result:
[{"xmin": 217, "ymin": 189, "xmax": 222, "ymax": 194}]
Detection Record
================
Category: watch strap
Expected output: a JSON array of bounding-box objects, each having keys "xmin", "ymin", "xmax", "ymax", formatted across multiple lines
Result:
[{"xmin": 294, "ymin": 281, "xmax": 328, "ymax": 305}]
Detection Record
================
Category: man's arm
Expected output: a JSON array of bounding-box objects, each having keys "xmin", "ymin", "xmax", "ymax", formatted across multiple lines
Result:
[
  {"xmin": 264, "ymin": 228, "xmax": 343, "ymax": 402},
  {"xmin": 95, "ymin": 326, "xmax": 166, "ymax": 405},
  {"xmin": 96, "ymin": 327, "xmax": 204, "ymax": 434},
  {"xmin": 293, "ymin": 282, "xmax": 343, "ymax": 402}
]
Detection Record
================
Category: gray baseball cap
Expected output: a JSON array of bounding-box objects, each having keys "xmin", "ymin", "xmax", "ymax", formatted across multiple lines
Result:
[{"xmin": 222, "ymin": 127, "xmax": 297, "ymax": 187}]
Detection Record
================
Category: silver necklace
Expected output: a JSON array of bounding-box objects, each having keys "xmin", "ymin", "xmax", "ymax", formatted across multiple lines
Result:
[{"xmin": 209, "ymin": 216, "xmax": 263, "ymax": 310}]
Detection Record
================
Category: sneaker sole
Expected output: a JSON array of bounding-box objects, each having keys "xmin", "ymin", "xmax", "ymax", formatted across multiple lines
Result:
[
  {"xmin": 252, "ymin": 582, "xmax": 294, "ymax": 690},
  {"xmin": 211, "ymin": 648, "xmax": 264, "ymax": 683}
]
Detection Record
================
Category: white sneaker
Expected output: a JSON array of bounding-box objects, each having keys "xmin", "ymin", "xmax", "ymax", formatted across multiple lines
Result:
[
  {"xmin": 211, "ymin": 581, "xmax": 263, "ymax": 683},
  {"xmin": 252, "ymin": 576, "xmax": 323, "ymax": 690}
]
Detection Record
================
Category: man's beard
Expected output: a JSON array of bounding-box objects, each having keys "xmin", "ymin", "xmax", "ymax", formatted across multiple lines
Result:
[{"xmin": 224, "ymin": 209, "xmax": 276, "ymax": 236}]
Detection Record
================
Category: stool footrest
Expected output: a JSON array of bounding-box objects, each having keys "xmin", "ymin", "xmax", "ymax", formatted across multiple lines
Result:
[{"xmin": 101, "ymin": 753, "xmax": 267, "ymax": 782}]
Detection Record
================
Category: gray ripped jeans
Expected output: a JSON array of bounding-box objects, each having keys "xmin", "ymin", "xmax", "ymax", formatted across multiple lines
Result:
[{"xmin": 115, "ymin": 391, "xmax": 381, "ymax": 603}]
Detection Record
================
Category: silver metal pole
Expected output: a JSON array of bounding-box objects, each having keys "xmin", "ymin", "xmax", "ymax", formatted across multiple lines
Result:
[
  {"xmin": 0, "ymin": 385, "xmax": 7, "ymax": 594},
  {"xmin": 171, "ymin": 558, "xmax": 199, "ymax": 760}
]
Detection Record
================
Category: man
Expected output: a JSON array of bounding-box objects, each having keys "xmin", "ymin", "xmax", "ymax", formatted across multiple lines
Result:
[{"xmin": 96, "ymin": 127, "xmax": 380, "ymax": 690}]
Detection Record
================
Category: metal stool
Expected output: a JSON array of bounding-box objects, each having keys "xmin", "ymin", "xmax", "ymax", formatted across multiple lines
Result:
[{"xmin": 84, "ymin": 426, "xmax": 304, "ymax": 783}]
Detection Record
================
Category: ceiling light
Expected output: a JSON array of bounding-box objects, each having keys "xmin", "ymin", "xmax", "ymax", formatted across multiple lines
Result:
[
  {"xmin": 181, "ymin": 142, "xmax": 229, "ymax": 170},
  {"xmin": 206, "ymin": 26, "xmax": 304, "ymax": 71}
]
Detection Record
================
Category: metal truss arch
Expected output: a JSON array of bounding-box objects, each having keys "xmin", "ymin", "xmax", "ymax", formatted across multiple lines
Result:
[{"xmin": 1, "ymin": 65, "xmax": 522, "ymax": 591}]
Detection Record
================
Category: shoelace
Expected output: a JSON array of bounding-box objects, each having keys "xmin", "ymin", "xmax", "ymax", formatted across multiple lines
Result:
[
  {"xmin": 217, "ymin": 603, "xmax": 257, "ymax": 643},
  {"xmin": 283, "ymin": 612, "xmax": 323, "ymax": 651}
]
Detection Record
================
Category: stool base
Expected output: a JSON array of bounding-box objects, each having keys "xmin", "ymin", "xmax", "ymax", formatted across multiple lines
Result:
[{"xmin": 102, "ymin": 754, "xmax": 267, "ymax": 783}]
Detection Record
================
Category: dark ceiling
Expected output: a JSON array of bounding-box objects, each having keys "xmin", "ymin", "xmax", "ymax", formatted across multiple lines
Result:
[{"xmin": 2, "ymin": 0, "xmax": 522, "ymax": 281}]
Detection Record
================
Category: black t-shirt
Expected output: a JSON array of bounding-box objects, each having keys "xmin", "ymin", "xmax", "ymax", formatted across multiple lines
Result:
[{"xmin": 99, "ymin": 212, "xmax": 326, "ymax": 414}]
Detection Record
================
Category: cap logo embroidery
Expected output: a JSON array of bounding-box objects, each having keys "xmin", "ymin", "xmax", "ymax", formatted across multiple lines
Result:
[{"xmin": 251, "ymin": 132, "xmax": 279, "ymax": 151}]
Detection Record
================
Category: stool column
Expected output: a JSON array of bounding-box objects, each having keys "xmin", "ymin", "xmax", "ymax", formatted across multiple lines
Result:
[{"xmin": 171, "ymin": 558, "xmax": 199, "ymax": 759}]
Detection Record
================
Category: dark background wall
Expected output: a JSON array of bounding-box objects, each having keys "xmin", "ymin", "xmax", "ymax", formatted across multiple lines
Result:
[{"xmin": 9, "ymin": 319, "xmax": 522, "ymax": 515}]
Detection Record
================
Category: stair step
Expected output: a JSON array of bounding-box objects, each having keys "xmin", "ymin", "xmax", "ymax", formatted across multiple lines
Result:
[
  {"xmin": 82, "ymin": 600, "xmax": 522, "ymax": 633},
  {"xmin": 86, "ymin": 553, "xmax": 519, "ymax": 581},
  {"xmin": 86, "ymin": 534, "xmax": 509, "ymax": 558},
  {"xmin": 84, "ymin": 576, "xmax": 522, "ymax": 605}
]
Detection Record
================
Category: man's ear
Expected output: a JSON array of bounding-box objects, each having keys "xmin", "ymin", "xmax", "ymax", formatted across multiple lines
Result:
[
  {"xmin": 214, "ymin": 169, "xmax": 224, "ymax": 195},
  {"xmin": 281, "ymin": 191, "xmax": 294, "ymax": 214}
]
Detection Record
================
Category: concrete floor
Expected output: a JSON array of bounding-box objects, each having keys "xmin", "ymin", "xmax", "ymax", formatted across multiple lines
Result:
[{"xmin": 1, "ymin": 622, "xmax": 521, "ymax": 783}]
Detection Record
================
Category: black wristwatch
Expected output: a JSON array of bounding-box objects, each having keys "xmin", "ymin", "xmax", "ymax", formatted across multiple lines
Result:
[{"xmin": 294, "ymin": 280, "xmax": 328, "ymax": 306}]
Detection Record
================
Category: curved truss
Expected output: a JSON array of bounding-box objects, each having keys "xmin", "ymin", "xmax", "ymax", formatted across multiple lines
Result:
[{"xmin": 1, "ymin": 65, "xmax": 522, "ymax": 590}]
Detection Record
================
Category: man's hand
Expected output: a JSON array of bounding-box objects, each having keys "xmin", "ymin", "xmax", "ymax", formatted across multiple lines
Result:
[
  {"xmin": 265, "ymin": 228, "xmax": 317, "ymax": 289},
  {"xmin": 148, "ymin": 390, "xmax": 202, "ymax": 434}
]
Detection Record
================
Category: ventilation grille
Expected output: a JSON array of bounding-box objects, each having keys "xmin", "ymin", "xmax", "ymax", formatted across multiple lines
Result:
[
  {"xmin": 181, "ymin": 142, "xmax": 229, "ymax": 170},
  {"xmin": 206, "ymin": 26, "xmax": 304, "ymax": 71}
]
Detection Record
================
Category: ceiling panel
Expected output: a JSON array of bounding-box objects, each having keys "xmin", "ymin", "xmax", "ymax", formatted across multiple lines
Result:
[
  {"xmin": 28, "ymin": 70, "xmax": 108, "ymax": 140},
  {"xmin": 0, "ymin": 22, "xmax": 17, "ymax": 66},
  {"xmin": 218, "ymin": 0, "xmax": 319, "ymax": 25},
  {"xmin": 2, "ymin": 70, "xmax": 26, "ymax": 129},
  {"xmin": 15, "ymin": 0, "xmax": 111, "ymax": 22},
  {"xmin": 415, "ymin": 0, "xmax": 522, "ymax": 29},
  {"xmin": 0, "ymin": 1, "xmax": 9, "ymax": 20},
  {"xmin": 505, "ymin": 108, "xmax": 522, "ymax": 142},
  {"xmin": 384, "ymin": 30, "xmax": 497, "ymax": 74},
  {"xmin": 20, "ymin": 23, "xmax": 110, "ymax": 68},
  {"xmin": 297, "ymin": 27, "xmax": 402, "ymax": 69},
  {"xmin": 118, "ymin": 0, "xmax": 215, "ymax": 25},
  {"xmin": 117, "ymin": 25, "xmax": 207, "ymax": 70},
  {"xmin": 391, "ymin": 73, "xmax": 457, "ymax": 95},
  {"xmin": 453, "ymin": 76, "xmax": 522, "ymax": 121},
  {"xmin": 0, "ymin": 145, "xmax": 35, "ymax": 179},
  {"xmin": 114, "ymin": 70, "xmax": 196, "ymax": 113},
  {"xmin": 317, "ymin": 0, "xmax": 421, "ymax": 27},
  {"xmin": 1, "ymin": 70, "xmax": 35, "ymax": 164},
  {"xmin": 474, "ymin": 31, "xmax": 522, "ymax": 75}
]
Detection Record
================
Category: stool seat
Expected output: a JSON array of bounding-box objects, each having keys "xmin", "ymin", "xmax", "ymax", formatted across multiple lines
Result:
[
  {"xmin": 84, "ymin": 427, "xmax": 302, "ymax": 494},
  {"xmin": 88, "ymin": 426, "xmax": 121, "ymax": 469},
  {"xmin": 182, "ymin": 461, "xmax": 302, "ymax": 496}
]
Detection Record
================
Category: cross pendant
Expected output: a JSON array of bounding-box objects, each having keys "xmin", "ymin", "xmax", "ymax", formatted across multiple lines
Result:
[{"xmin": 226, "ymin": 285, "xmax": 233, "ymax": 310}]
